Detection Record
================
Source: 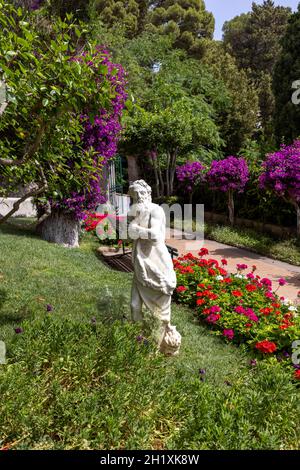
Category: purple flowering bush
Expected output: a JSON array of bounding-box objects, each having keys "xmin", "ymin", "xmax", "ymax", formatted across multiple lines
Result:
[
  {"xmin": 0, "ymin": 5, "xmax": 127, "ymax": 231},
  {"xmin": 176, "ymin": 161, "xmax": 204, "ymax": 203},
  {"xmin": 207, "ymin": 156, "xmax": 249, "ymax": 225},
  {"xmin": 60, "ymin": 48, "xmax": 127, "ymax": 220},
  {"xmin": 259, "ymin": 140, "xmax": 300, "ymax": 236}
]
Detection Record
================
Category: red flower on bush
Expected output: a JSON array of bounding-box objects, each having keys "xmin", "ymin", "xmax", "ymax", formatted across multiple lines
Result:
[
  {"xmin": 221, "ymin": 259, "xmax": 228, "ymax": 266},
  {"xmin": 232, "ymin": 290, "xmax": 243, "ymax": 297},
  {"xmin": 218, "ymin": 268, "xmax": 228, "ymax": 276},
  {"xmin": 260, "ymin": 307, "xmax": 273, "ymax": 316},
  {"xmin": 208, "ymin": 268, "xmax": 216, "ymax": 276},
  {"xmin": 246, "ymin": 284, "xmax": 257, "ymax": 292},
  {"xmin": 198, "ymin": 248, "xmax": 209, "ymax": 257},
  {"xmin": 177, "ymin": 286, "xmax": 187, "ymax": 293},
  {"xmin": 294, "ymin": 370, "xmax": 300, "ymax": 380},
  {"xmin": 255, "ymin": 340, "xmax": 277, "ymax": 354}
]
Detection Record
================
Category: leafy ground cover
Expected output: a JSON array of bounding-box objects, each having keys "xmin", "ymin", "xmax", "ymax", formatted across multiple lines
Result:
[
  {"xmin": 0, "ymin": 220, "xmax": 300, "ymax": 450},
  {"xmin": 205, "ymin": 223, "xmax": 300, "ymax": 266}
]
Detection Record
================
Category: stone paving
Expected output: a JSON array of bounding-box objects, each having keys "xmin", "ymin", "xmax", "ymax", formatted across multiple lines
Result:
[{"xmin": 166, "ymin": 229, "xmax": 300, "ymax": 302}]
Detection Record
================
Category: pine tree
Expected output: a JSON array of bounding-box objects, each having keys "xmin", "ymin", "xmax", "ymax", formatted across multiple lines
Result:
[
  {"xmin": 273, "ymin": 6, "xmax": 300, "ymax": 144},
  {"xmin": 146, "ymin": 0, "xmax": 214, "ymax": 57},
  {"xmin": 203, "ymin": 42, "xmax": 259, "ymax": 154},
  {"xmin": 92, "ymin": 0, "xmax": 149, "ymax": 37},
  {"xmin": 223, "ymin": 0, "xmax": 291, "ymax": 145}
]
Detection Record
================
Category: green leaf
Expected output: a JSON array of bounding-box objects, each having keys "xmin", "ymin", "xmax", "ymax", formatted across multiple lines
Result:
[{"xmin": 42, "ymin": 98, "xmax": 49, "ymax": 107}]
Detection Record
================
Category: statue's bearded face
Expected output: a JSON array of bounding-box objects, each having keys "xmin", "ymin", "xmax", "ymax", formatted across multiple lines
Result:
[
  {"xmin": 130, "ymin": 187, "xmax": 151, "ymax": 205},
  {"xmin": 135, "ymin": 188, "xmax": 149, "ymax": 204}
]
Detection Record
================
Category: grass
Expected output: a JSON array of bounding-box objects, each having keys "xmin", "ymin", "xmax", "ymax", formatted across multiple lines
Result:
[
  {"xmin": 205, "ymin": 223, "xmax": 300, "ymax": 266},
  {"xmin": 0, "ymin": 219, "xmax": 300, "ymax": 449}
]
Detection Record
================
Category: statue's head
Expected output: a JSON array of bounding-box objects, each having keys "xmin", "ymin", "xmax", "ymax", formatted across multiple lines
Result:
[{"xmin": 128, "ymin": 180, "xmax": 152, "ymax": 204}]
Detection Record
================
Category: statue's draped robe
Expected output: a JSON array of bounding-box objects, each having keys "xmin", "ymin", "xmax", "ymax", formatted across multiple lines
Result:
[{"xmin": 131, "ymin": 205, "xmax": 177, "ymax": 323}]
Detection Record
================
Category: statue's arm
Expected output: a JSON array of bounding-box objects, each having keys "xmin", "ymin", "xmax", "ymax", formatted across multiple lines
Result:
[{"xmin": 130, "ymin": 207, "xmax": 163, "ymax": 242}]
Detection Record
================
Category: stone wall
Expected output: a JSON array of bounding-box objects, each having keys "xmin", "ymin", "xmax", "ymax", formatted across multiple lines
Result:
[{"xmin": 0, "ymin": 198, "xmax": 37, "ymax": 218}]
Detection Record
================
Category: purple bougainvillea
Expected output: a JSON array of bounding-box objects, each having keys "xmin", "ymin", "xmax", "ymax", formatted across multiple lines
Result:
[
  {"xmin": 176, "ymin": 161, "xmax": 204, "ymax": 203},
  {"xmin": 259, "ymin": 140, "xmax": 300, "ymax": 236},
  {"xmin": 176, "ymin": 161, "xmax": 204, "ymax": 191},
  {"xmin": 259, "ymin": 140, "xmax": 300, "ymax": 203},
  {"xmin": 207, "ymin": 156, "xmax": 249, "ymax": 193},
  {"xmin": 207, "ymin": 156, "xmax": 249, "ymax": 225},
  {"xmin": 55, "ymin": 48, "xmax": 127, "ymax": 220}
]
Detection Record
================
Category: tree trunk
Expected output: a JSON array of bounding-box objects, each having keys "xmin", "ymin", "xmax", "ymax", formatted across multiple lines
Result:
[
  {"xmin": 126, "ymin": 154, "xmax": 140, "ymax": 183},
  {"xmin": 294, "ymin": 202, "xmax": 300, "ymax": 238},
  {"xmin": 166, "ymin": 152, "xmax": 170, "ymax": 197},
  {"xmin": 37, "ymin": 211, "xmax": 80, "ymax": 248},
  {"xmin": 158, "ymin": 164, "xmax": 164, "ymax": 197},
  {"xmin": 169, "ymin": 150, "xmax": 178, "ymax": 196},
  {"xmin": 151, "ymin": 157, "xmax": 160, "ymax": 198},
  {"xmin": 228, "ymin": 190, "xmax": 235, "ymax": 226}
]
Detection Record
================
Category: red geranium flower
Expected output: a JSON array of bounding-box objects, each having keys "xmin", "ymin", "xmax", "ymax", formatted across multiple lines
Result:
[
  {"xmin": 260, "ymin": 307, "xmax": 273, "ymax": 316},
  {"xmin": 198, "ymin": 248, "xmax": 209, "ymax": 257},
  {"xmin": 208, "ymin": 268, "xmax": 216, "ymax": 276},
  {"xmin": 221, "ymin": 259, "xmax": 228, "ymax": 266},
  {"xmin": 218, "ymin": 268, "xmax": 228, "ymax": 276},
  {"xmin": 207, "ymin": 293, "xmax": 219, "ymax": 301},
  {"xmin": 246, "ymin": 284, "xmax": 257, "ymax": 292},
  {"xmin": 202, "ymin": 308, "xmax": 211, "ymax": 315},
  {"xmin": 232, "ymin": 290, "xmax": 243, "ymax": 297},
  {"xmin": 255, "ymin": 340, "xmax": 277, "ymax": 354},
  {"xmin": 176, "ymin": 286, "xmax": 187, "ymax": 293},
  {"xmin": 294, "ymin": 370, "xmax": 300, "ymax": 380},
  {"xmin": 197, "ymin": 299, "xmax": 206, "ymax": 306}
]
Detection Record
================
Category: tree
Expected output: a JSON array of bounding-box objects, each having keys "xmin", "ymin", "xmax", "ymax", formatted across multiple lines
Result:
[
  {"xmin": 259, "ymin": 140, "xmax": 300, "ymax": 237},
  {"xmin": 223, "ymin": 0, "xmax": 291, "ymax": 144},
  {"xmin": 146, "ymin": 0, "xmax": 215, "ymax": 57},
  {"xmin": 121, "ymin": 36, "xmax": 225, "ymax": 197},
  {"xmin": 207, "ymin": 157, "xmax": 249, "ymax": 226},
  {"xmin": 223, "ymin": 1, "xmax": 290, "ymax": 76},
  {"xmin": 0, "ymin": 3, "xmax": 127, "ymax": 246},
  {"xmin": 203, "ymin": 42, "xmax": 259, "ymax": 154},
  {"xmin": 176, "ymin": 161, "xmax": 204, "ymax": 204},
  {"xmin": 273, "ymin": 6, "xmax": 300, "ymax": 144},
  {"xmin": 48, "ymin": 0, "xmax": 90, "ymax": 21},
  {"xmin": 125, "ymin": 95, "xmax": 222, "ymax": 198},
  {"xmin": 91, "ymin": 0, "xmax": 150, "ymax": 37}
]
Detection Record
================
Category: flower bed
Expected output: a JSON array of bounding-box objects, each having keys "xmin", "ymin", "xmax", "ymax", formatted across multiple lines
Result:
[{"xmin": 174, "ymin": 248, "xmax": 300, "ymax": 380}]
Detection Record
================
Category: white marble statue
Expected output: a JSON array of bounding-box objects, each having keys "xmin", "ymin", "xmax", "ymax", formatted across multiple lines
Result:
[{"xmin": 128, "ymin": 180, "xmax": 181, "ymax": 356}]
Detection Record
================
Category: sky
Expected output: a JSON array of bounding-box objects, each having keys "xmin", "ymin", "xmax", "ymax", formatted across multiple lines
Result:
[{"xmin": 205, "ymin": 0, "xmax": 300, "ymax": 40}]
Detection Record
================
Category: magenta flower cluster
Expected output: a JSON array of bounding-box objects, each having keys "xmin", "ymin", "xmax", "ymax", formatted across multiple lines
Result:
[
  {"xmin": 27, "ymin": 0, "xmax": 44, "ymax": 10},
  {"xmin": 176, "ymin": 161, "xmax": 204, "ymax": 191},
  {"xmin": 57, "ymin": 48, "xmax": 127, "ymax": 220},
  {"xmin": 207, "ymin": 156, "xmax": 249, "ymax": 193},
  {"xmin": 259, "ymin": 140, "xmax": 300, "ymax": 204}
]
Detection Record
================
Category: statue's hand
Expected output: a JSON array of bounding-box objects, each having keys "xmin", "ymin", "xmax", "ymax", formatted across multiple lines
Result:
[{"xmin": 128, "ymin": 222, "xmax": 140, "ymax": 240}]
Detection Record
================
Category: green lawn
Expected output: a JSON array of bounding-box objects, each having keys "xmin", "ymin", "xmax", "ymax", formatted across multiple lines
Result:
[
  {"xmin": 0, "ymin": 220, "xmax": 300, "ymax": 450},
  {"xmin": 205, "ymin": 223, "xmax": 300, "ymax": 266}
]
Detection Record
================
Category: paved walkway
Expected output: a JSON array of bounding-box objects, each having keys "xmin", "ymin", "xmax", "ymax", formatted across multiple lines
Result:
[{"xmin": 166, "ymin": 229, "xmax": 300, "ymax": 302}]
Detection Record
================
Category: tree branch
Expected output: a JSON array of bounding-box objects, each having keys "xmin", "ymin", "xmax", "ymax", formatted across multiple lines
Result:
[{"xmin": 0, "ymin": 167, "xmax": 49, "ymax": 225}]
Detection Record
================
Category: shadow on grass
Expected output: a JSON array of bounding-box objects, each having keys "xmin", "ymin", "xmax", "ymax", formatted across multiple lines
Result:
[
  {"xmin": 0, "ymin": 219, "xmax": 39, "ymax": 239},
  {"xmin": 0, "ymin": 288, "xmax": 34, "ymax": 326}
]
